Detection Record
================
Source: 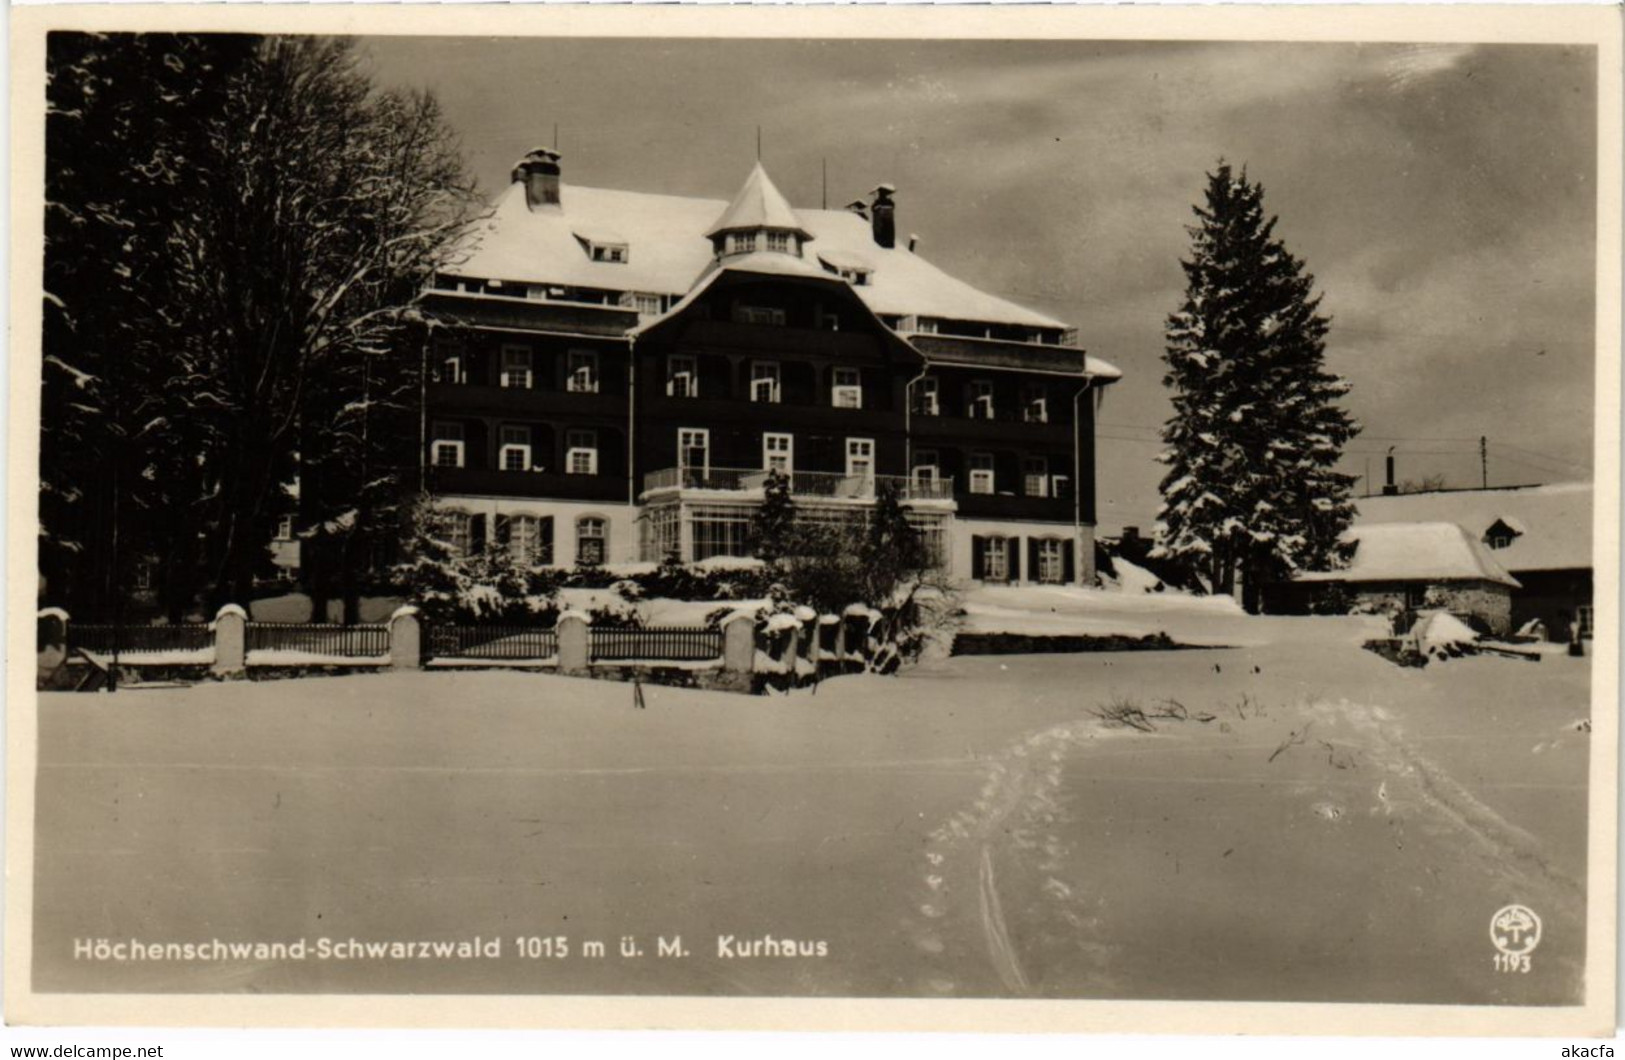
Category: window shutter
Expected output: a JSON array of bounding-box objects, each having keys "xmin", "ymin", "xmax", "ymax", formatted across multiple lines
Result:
[
  {"xmin": 1063, "ymin": 539, "xmax": 1076, "ymax": 584},
  {"xmin": 971, "ymin": 535, "xmax": 986, "ymax": 580},
  {"xmin": 1007, "ymin": 537, "xmax": 1021, "ymax": 583},
  {"xmin": 1028, "ymin": 538, "xmax": 1040, "ymax": 582},
  {"xmin": 469, "ymin": 514, "xmax": 487, "ymax": 555},
  {"xmin": 540, "ymin": 517, "xmax": 555, "ymax": 565}
]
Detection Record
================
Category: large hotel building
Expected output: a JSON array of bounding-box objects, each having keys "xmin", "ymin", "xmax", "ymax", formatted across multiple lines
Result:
[{"xmin": 419, "ymin": 149, "xmax": 1121, "ymax": 585}]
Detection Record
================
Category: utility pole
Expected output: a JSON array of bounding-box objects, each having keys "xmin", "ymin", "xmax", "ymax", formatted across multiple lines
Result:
[{"xmin": 1480, "ymin": 436, "xmax": 1488, "ymax": 489}]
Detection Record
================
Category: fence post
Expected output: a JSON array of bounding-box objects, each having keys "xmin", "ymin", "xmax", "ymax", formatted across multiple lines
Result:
[
  {"xmin": 388, "ymin": 606, "xmax": 422, "ymax": 670},
  {"xmin": 775, "ymin": 621, "xmax": 799, "ymax": 674},
  {"xmin": 557, "ymin": 611, "xmax": 590, "ymax": 674},
  {"xmin": 211, "ymin": 604, "xmax": 247, "ymax": 677},
  {"xmin": 796, "ymin": 606, "xmax": 819, "ymax": 678},
  {"xmin": 722, "ymin": 613, "xmax": 756, "ymax": 675},
  {"xmin": 38, "ymin": 608, "xmax": 68, "ymax": 685}
]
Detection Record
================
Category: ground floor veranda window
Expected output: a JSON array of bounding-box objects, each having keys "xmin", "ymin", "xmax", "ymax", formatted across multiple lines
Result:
[{"xmin": 638, "ymin": 501, "xmax": 949, "ymax": 568}]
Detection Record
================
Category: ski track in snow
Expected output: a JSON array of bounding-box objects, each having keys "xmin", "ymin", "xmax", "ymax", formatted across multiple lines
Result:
[{"xmin": 912, "ymin": 694, "xmax": 1584, "ymax": 999}]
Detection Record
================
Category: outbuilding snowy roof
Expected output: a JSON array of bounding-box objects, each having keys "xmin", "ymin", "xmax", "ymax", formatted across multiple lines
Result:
[
  {"xmin": 1354, "ymin": 482, "xmax": 1591, "ymax": 573},
  {"xmin": 455, "ymin": 176, "xmax": 1068, "ymax": 330},
  {"xmin": 1294, "ymin": 522, "xmax": 1522, "ymax": 588}
]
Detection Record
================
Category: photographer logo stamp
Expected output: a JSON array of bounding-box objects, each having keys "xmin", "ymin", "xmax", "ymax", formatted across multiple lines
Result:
[{"xmin": 1490, "ymin": 904, "xmax": 1541, "ymax": 973}]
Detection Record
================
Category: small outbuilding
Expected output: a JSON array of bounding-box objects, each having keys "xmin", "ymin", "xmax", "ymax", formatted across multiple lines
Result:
[{"xmin": 1287, "ymin": 522, "xmax": 1522, "ymax": 635}]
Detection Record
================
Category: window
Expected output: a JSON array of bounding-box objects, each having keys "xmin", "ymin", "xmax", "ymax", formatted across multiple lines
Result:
[
  {"xmin": 967, "ymin": 380, "xmax": 995, "ymax": 419},
  {"xmin": 506, "ymin": 514, "xmax": 554, "ymax": 566},
  {"xmin": 1022, "ymin": 384, "xmax": 1049, "ymax": 423},
  {"xmin": 1036, "ymin": 539, "xmax": 1066, "ymax": 584},
  {"xmin": 839, "ymin": 266, "xmax": 871, "ymax": 287},
  {"xmin": 765, "ymin": 230, "xmax": 792, "ymax": 253},
  {"xmin": 276, "ymin": 516, "xmax": 294, "ymax": 541},
  {"xmin": 817, "ymin": 308, "xmax": 840, "ymax": 332},
  {"xmin": 845, "ymin": 438, "xmax": 875, "ymax": 482},
  {"xmin": 982, "ymin": 536, "xmax": 1009, "ymax": 582},
  {"xmin": 679, "ymin": 428, "xmax": 710, "ymax": 482},
  {"xmin": 431, "ymin": 422, "xmax": 465, "ymax": 468},
  {"xmin": 727, "ymin": 232, "xmax": 758, "ymax": 255},
  {"xmin": 969, "ymin": 452, "xmax": 995, "ymax": 495},
  {"xmin": 1051, "ymin": 474, "xmax": 1072, "ymax": 500},
  {"xmin": 1024, "ymin": 457, "xmax": 1049, "ymax": 498},
  {"xmin": 1577, "ymin": 605, "xmax": 1594, "ymax": 638},
  {"xmin": 434, "ymin": 342, "xmax": 465, "ymax": 385},
  {"xmin": 667, "ymin": 355, "xmax": 698, "ymax": 398},
  {"xmin": 763, "ymin": 433, "xmax": 793, "ymax": 474},
  {"xmin": 912, "ymin": 448, "xmax": 940, "ymax": 488},
  {"xmin": 691, "ymin": 505, "xmax": 754, "ymax": 561},
  {"xmin": 576, "ymin": 517, "xmax": 607, "ymax": 566},
  {"xmin": 642, "ymin": 505, "xmax": 681, "ymax": 563},
  {"xmin": 633, "ymin": 292, "xmax": 662, "ymax": 317},
  {"xmin": 912, "ymin": 377, "xmax": 939, "ymax": 416},
  {"xmin": 567, "ymin": 349, "xmax": 599, "ymax": 393},
  {"xmin": 133, "ymin": 561, "xmax": 153, "ymax": 591},
  {"xmin": 566, "ymin": 429, "xmax": 598, "ymax": 476},
  {"xmin": 1405, "ymin": 585, "xmax": 1427, "ymax": 609},
  {"xmin": 499, "ymin": 425, "xmax": 533, "ymax": 472},
  {"xmin": 735, "ymin": 304, "xmax": 785, "ymax": 327},
  {"xmin": 501, "ymin": 346, "xmax": 533, "ymax": 389},
  {"xmin": 589, "ymin": 242, "xmax": 628, "ymax": 263},
  {"xmin": 444, "ymin": 511, "xmax": 474, "ymax": 557},
  {"xmin": 751, "ymin": 361, "xmax": 781, "ymax": 404},
  {"xmin": 832, "ymin": 367, "xmax": 863, "ymax": 409}
]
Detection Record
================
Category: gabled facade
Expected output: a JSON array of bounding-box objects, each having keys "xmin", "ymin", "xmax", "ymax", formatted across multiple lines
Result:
[{"xmin": 419, "ymin": 150, "xmax": 1120, "ymax": 584}]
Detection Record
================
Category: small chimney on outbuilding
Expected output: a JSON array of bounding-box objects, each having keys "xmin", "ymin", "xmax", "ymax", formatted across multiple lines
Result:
[
  {"xmin": 511, "ymin": 147, "xmax": 562, "ymax": 210},
  {"xmin": 1383, "ymin": 446, "xmax": 1398, "ymax": 496},
  {"xmin": 870, "ymin": 183, "xmax": 896, "ymax": 249}
]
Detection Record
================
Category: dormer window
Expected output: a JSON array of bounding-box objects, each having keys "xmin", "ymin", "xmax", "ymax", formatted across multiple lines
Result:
[
  {"xmin": 726, "ymin": 232, "xmax": 758, "ymax": 255},
  {"xmin": 1483, "ymin": 518, "xmax": 1525, "ymax": 550},
  {"xmin": 765, "ymin": 230, "xmax": 792, "ymax": 254},
  {"xmin": 818, "ymin": 252, "xmax": 873, "ymax": 287},
  {"xmin": 575, "ymin": 228, "xmax": 629, "ymax": 264}
]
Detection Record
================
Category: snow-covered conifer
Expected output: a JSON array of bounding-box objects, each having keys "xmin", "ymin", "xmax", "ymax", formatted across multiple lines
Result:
[{"xmin": 1156, "ymin": 162, "xmax": 1360, "ymax": 611}]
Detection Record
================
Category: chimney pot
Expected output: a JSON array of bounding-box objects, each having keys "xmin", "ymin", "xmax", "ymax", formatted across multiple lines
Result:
[
  {"xmin": 513, "ymin": 146, "xmax": 562, "ymax": 210},
  {"xmin": 870, "ymin": 184, "xmax": 896, "ymax": 249}
]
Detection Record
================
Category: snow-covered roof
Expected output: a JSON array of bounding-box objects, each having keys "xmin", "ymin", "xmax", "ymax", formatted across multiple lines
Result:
[
  {"xmin": 704, "ymin": 162, "xmax": 811, "ymax": 239},
  {"xmin": 1354, "ymin": 482, "xmax": 1591, "ymax": 573},
  {"xmin": 1295, "ymin": 522, "xmax": 1522, "ymax": 588},
  {"xmin": 454, "ymin": 174, "xmax": 1067, "ymax": 330}
]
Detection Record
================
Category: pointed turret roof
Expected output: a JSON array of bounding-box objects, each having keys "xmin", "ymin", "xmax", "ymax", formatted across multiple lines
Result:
[{"xmin": 704, "ymin": 162, "xmax": 813, "ymax": 240}]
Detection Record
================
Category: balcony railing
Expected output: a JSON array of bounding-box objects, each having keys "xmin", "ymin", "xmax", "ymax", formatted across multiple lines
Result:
[{"xmin": 642, "ymin": 467, "xmax": 955, "ymax": 502}]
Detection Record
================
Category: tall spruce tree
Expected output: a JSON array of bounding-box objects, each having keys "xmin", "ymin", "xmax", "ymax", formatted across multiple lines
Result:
[{"xmin": 1156, "ymin": 163, "xmax": 1360, "ymax": 612}]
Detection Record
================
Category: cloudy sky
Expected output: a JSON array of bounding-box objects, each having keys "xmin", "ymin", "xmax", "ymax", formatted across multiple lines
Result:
[{"xmin": 363, "ymin": 37, "xmax": 1598, "ymax": 533}]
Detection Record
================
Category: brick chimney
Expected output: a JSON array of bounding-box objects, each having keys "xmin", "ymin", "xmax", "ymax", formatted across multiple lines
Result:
[
  {"xmin": 511, "ymin": 147, "xmax": 562, "ymax": 210},
  {"xmin": 870, "ymin": 184, "xmax": 896, "ymax": 249}
]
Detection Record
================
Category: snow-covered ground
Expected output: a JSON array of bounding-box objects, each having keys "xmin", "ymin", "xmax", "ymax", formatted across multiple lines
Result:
[
  {"xmin": 32, "ymin": 611, "xmax": 1592, "ymax": 1004},
  {"xmin": 961, "ymin": 583, "xmax": 1388, "ymax": 647}
]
